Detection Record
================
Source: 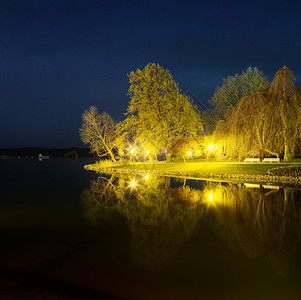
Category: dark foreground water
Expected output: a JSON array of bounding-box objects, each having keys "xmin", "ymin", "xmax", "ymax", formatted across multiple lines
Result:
[{"xmin": 1, "ymin": 158, "xmax": 301, "ymax": 300}]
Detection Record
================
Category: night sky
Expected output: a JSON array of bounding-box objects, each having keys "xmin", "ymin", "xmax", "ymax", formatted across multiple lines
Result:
[{"xmin": 1, "ymin": 0, "xmax": 301, "ymax": 148}]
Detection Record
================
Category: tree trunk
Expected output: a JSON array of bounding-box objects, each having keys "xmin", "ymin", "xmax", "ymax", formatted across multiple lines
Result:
[
  {"xmin": 166, "ymin": 153, "xmax": 171, "ymax": 162},
  {"xmin": 283, "ymin": 136, "xmax": 292, "ymax": 162},
  {"xmin": 108, "ymin": 149, "xmax": 116, "ymax": 162},
  {"xmin": 165, "ymin": 176, "xmax": 171, "ymax": 188},
  {"xmin": 284, "ymin": 144, "xmax": 291, "ymax": 162}
]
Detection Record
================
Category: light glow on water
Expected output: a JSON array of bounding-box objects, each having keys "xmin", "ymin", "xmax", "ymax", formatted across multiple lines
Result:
[{"xmin": 2, "ymin": 158, "xmax": 301, "ymax": 299}]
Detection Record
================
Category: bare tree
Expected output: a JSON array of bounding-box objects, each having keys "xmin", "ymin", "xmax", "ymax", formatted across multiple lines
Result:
[
  {"xmin": 79, "ymin": 106, "xmax": 119, "ymax": 161},
  {"xmin": 210, "ymin": 66, "xmax": 268, "ymax": 121}
]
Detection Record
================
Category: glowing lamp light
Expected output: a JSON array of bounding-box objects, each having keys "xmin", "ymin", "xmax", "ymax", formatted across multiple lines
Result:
[
  {"xmin": 208, "ymin": 144, "xmax": 214, "ymax": 151},
  {"xmin": 209, "ymin": 192, "xmax": 213, "ymax": 202}
]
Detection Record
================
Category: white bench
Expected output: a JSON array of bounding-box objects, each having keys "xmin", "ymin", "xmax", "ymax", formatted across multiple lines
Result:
[
  {"xmin": 244, "ymin": 158, "xmax": 260, "ymax": 163},
  {"xmin": 262, "ymin": 158, "xmax": 280, "ymax": 163}
]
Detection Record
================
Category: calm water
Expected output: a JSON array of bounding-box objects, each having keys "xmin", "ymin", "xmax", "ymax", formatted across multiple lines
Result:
[{"xmin": 1, "ymin": 158, "xmax": 301, "ymax": 300}]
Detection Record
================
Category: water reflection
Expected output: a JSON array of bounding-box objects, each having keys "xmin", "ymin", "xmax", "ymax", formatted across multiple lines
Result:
[
  {"xmin": 207, "ymin": 183, "xmax": 301, "ymax": 277},
  {"xmin": 82, "ymin": 175, "xmax": 301, "ymax": 275},
  {"xmin": 82, "ymin": 174, "xmax": 205, "ymax": 270},
  {"xmin": 81, "ymin": 175, "xmax": 121, "ymax": 223}
]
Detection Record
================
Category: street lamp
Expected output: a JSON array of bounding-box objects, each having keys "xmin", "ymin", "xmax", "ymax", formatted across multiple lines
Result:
[
  {"xmin": 208, "ymin": 144, "xmax": 214, "ymax": 164},
  {"xmin": 145, "ymin": 150, "xmax": 149, "ymax": 161},
  {"xmin": 130, "ymin": 148, "xmax": 135, "ymax": 161}
]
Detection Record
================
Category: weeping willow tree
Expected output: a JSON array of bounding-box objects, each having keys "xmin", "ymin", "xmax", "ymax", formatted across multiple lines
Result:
[
  {"xmin": 213, "ymin": 66, "xmax": 301, "ymax": 160},
  {"xmin": 214, "ymin": 92, "xmax": 268, "ymax": 158},
  {"xmin": 265, "ymin": 67, "xmax": 301, "ymax": 160}
]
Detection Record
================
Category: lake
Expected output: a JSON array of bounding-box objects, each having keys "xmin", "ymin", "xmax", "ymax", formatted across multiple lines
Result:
[{"xmin": 1, "ymin": 158, "xmax": 301, "ymax": 300}]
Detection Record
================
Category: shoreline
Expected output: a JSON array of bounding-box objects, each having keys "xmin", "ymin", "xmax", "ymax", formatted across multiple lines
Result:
[{"xmin": 84, "ymin": 164, "xmax": 301, "ymax": 185}]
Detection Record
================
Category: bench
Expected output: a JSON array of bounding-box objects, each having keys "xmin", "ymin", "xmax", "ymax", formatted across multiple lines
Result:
[
  {"xmin": 262, "ymin": 158, "xmax": 280, "ymax": 163},
  {"xmin": 244, "ymin": 158, "xmax": 260, "ymax": 163}
]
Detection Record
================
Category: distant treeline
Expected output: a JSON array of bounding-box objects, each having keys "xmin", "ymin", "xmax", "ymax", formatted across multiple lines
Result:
[{"xmin": 0, "ymin": 147, "xmax": 93, "ymax": 158}]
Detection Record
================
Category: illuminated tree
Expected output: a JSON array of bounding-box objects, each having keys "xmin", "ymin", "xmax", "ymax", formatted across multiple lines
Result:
[
  {"xmin": 117, "ymin": 63, "xmax": 203, "ymax": 159},
  {"xmin": 264, "ymin": 66, "xmax": 301, "ymax": 160},
  {"xmin": 210, "ymin": 66, "xmax": 268, "ymax": 121},
  {"xmin": 202, "ymin": 108, "xmax": 221, "ymax": 134},
  {"xmin": 213, "ymin": 66, "xmax": 301, "ymax": 160},
  {"xmin": 79, "ymin": 106, "xmax": 121, "ymax": 161},
  {"xmin": 214, "ymin": 92, "xmax": 269, "ymax": 158},
  {"xmin": 170, "ymin": 136, "xmax": 201, "ymax": 163}
]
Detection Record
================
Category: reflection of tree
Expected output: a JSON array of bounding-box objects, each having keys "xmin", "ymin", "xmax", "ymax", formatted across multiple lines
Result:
[
  {"xmin": 119, "ymin": 177, "xmax": 204, "ymax": 271},
  {"xmin": 82, "ymin": 177, "xmax": 301, "ymax": 276},
  {"xmin": 82, "ymin": 174, "xmax": 205, "ymax": 271},
  {"xmin": 208, "ymin": 183, "xmax": 301, "ymax": 277},
  {"xmin": 81, "ymin": 175, "xmax": 121, "ymax": 224}
]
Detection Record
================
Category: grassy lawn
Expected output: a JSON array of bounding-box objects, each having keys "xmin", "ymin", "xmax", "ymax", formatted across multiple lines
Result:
[{"xmin": 92, "ymin": 159, "xmax": 298, "ymax": 176}]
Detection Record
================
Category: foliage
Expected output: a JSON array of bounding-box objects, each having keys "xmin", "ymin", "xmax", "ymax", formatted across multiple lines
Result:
[
  {"xmin": 209, "ymin": 67, "xmax": 268, "ymax": 121},
  {"xmin": 79, "ymin": 106, "xmax": 122, "ymax": 161},
  {"xmin": 202, "ymin": 108, "xmax": 221, "ymax": 135},
  {"xmin": 169, "ymin": 136, "xmax": 202, "ymax": 163},
  {"xmin": 117, "ymin": 63, "xmax": 204, "ymax": 159},
  {"xmin": 265, "ymin": 67, "xmax": 301, "ymax": 160},
  {"xmin": 213, "ymin": 66, "xmax": 301, "ymax": 161}
]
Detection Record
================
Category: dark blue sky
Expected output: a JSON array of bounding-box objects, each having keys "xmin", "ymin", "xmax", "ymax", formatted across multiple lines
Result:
[{"xmin": 1, "ymin": 0, "xmax": 301, "ymax": 148}]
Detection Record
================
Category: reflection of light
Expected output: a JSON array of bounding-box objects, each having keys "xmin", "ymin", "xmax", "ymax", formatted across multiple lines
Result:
[
  {"xmin": 208, "ymin": 144, "xmax": 214, "ymax": 151},
  {"xmin": 209, "ymin": 192, "xmax": 213, "ymax": 201},
  {"xmin": 145, "ymin": 174, "xmax": 149, "ymax": 179},
  {"xmin": 131, "ymin": 181, "xmax": 136, "ymax": 187},
  {"xmin": 245, "ymin": 183, "xmax": 261, "ymax": 189}
]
